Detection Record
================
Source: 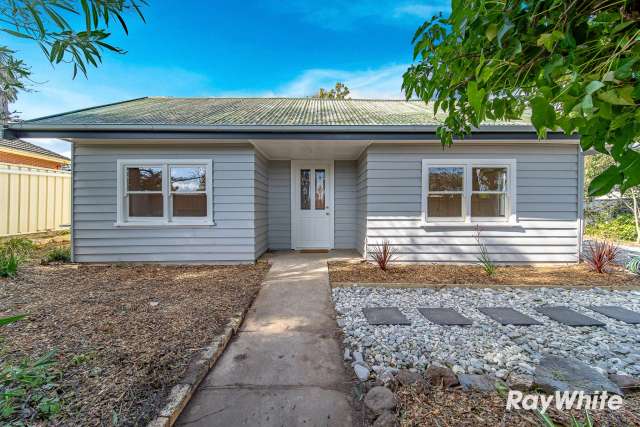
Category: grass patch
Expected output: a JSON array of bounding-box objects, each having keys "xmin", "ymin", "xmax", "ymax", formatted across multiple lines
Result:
[{"xmin": 41, "ymin": 247, "xmax": 71, "ymax": 264}]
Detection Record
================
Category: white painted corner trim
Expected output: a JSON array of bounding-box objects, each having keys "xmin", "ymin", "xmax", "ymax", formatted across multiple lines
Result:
[
  {"xmin": 420, "ymin": 158, "xmax": 518, "ymax": 227},
  {"xmin": 115, "ymin": 159, "xmax": 215, "ymax": 227}
]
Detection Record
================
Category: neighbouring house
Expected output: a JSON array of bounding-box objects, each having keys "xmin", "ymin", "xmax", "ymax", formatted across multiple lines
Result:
[
  {"xmin": 0, "ymin": 137, "xmax": 71, "ymax": 236},
  {"xmin": 0, "ymin": 137, "xmax": 70, "ymax": 170},
  {"xmin": 4, "ymin": 97, "xmax": 583, "ymax": 263}
]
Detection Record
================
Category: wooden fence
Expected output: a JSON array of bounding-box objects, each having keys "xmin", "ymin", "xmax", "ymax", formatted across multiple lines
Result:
[{"xmin": 0, "ymin": 163, "xmax": 71, "ymax": 236}]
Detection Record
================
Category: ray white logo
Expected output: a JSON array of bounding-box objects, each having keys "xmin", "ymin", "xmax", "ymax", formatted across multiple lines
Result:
[{"xmin": 506, "ymin": 390, "xmax": 624, "ymax": 413}]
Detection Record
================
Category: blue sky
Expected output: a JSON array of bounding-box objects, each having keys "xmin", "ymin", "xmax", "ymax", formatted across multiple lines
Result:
[{"xmin": 10, "ymin": 1, "xmax": 450, "ymax": 155}]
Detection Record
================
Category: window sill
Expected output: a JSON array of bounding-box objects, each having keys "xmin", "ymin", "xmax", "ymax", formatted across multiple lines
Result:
[
  {"xmin": 113, "ymin": 221, "xmax": 216, "ymax": 228},
  {"xmin": 421, "ymin": 221, "xmax": 521, "ymax": 228}
]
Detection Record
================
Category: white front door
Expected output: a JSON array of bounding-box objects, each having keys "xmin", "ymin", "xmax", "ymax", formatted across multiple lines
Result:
[{"xmin": 291, "ymin": 161, "xmax": 334, "ymax": 250}]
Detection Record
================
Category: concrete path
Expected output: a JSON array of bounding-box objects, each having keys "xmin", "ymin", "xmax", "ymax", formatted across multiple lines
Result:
[{"xmin": 177, "ymin": 252, "xmax": 353, "ymax": 427}]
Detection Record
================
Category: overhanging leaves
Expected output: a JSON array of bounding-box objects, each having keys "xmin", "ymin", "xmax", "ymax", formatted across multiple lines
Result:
[{"xmin": 404, "ymin": 0, "xmax": 640, "ymax": 194}]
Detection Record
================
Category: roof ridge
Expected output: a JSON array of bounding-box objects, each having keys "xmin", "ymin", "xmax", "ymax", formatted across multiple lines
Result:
[
  {"xmin": 146, "ymin": 96, "xmax": 423, "ymax": 102},
  {"xmin": 19, "ymin": 97, "xmax": 149, "ymax": 123}
]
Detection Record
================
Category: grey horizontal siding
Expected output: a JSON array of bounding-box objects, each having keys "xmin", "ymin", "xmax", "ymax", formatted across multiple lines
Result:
[
  {"xmin": 267, "ymin": 160, "xmax": 291, "ymax": 250},
  {"xmin": 72, "ymin": 143, "xmax": 257, "ymax": 263},
  {"xmin": 335, "ymin": 160, "xmax": 357, "ymax": 249},
  {"xmin": 255, "ymin": 151, "xmax": 268, "ymax": 258},
  {"xmin": 365, "ymin": 143, "xmax": 580, "ymax": 263}
]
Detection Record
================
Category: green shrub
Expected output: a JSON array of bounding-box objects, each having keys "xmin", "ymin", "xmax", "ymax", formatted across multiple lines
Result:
[
  {"xmin": 0, "ymin": 350, "xmax": 62, "ymax": 424},
  {"xmin": 585, "ymin": 213, "xmax": 638, "ymax": 242},
  {"xmin": 42, "ymin": 247, "xmax": 71, "ymax": 264},
  {"xmin": 0, "ymin": 254, "xmax": 19, "ymax": 278},
  {"xmin": 0, "ymin": 238, "xmax": 34, "ymax": 260}
]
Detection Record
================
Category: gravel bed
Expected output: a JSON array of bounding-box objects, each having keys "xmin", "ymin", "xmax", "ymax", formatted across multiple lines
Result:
[{"xmin": 333, "ymin": 286, "xmax": 640, "ymax": 380}]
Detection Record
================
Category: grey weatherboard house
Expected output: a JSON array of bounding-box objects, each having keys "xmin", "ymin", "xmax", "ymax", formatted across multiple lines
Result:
[{"xmin": 5, "ymin": 97, "xmax": 583, "ymax": 264}]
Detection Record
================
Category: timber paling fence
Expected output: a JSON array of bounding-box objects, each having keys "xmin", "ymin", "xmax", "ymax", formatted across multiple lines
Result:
[{"xmin": 0, "ymin": 163, "xmax": 71, "ymax": 236}]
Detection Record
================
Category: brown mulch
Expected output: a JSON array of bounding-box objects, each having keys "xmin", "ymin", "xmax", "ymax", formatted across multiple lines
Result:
[
  {"xmin": 0, "ymin": 254, "xmax": 269, "ymax": 425},
  {"xmin": 395, "ymin": 385, "xmax": 640, "ymax": 426},
  {"xmin": 329, "ymin": 261, "xmax": 640, "ymax": 287}
]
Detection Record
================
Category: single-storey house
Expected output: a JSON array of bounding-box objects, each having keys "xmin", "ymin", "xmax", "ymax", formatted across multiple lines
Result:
[
  {"xmin": 4, "ymin": 97, "xmax": 583, "ymax": 264},
  {"xmin": 0, "ymin": 137, "xmax": 70, "ymax": 170}
]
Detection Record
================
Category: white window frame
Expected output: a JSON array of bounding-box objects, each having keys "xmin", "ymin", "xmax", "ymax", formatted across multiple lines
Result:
[
  {"xmin": 421, "ymin": 159, "xmax": 517, "ymax": 226},
  {"xmin": 116, "ymin": 159, "xmax": 214, "ymax": 227}
]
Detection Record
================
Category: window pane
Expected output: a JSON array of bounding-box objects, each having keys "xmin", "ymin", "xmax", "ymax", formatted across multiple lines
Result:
[
  {"xmin": 471, "ymin": 193, "xmax": 506, "ymax": 217},
  {"xmin": 173, "ymin": 194, "xmax": 207, "ymax": 217},
  {"xmin": 128, "ymin": 194, "xmax": 163, "ymax": 217},
  {"xmin": 427, "ymin": 194, "xmax": 462, "ymax": 217},
  {"xmin": 428, "ymin": 167, "xmax": 464, "ymax": 191},
  {"xmin": 315, "ymin": 169, "xmax": 325, "ymax": 209},
  {"xmin": 127, "ymin": 167, "xmax": 162, "ymax": 191},
  {"xmin": 171, "ymin": 167, "xmax": 206, "ymax": 192},
  {"xmin": 472, "ymin": 167, "xmax": 507, "ymax": 191},
  {"xmin": 300, "ymin": 169, "xmax": 310, "ymax": 210}
]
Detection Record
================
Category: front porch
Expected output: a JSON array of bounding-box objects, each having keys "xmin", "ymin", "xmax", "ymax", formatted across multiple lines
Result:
[{"xmin": 255, "ymin": 138, "xmax": 368, "ymax": 254}]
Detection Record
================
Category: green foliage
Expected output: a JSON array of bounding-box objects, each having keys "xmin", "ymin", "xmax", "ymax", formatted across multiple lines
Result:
[
  {"xmin": 42, "ymin": 246, "xmax": 71, "ymax": 264},
  {"xmin": 628, "ymin": 256, "xmax": 640, "ymax": 275},
  {"xmin": 585, "ymin": 213, "xmax": 638, "ymax": 241},
  {"xmin": 475, "ymin": 227, "xmax": 497, "ymax": 276},
  {"xmin": 0, "ymin": 315, "xmax": 25, "ymax": 327},
  {"xmin": 0, "ymin": 0, "xmax": 147, "ymax": 114},
  {"xmin": 0, "ymin": 237, "xmax": 33, "ymax": 277},
  {"xmin": 0, "ymin": 350, "xmax": 62, "ymax": 424},
  {"xmin": 404, "ymin": 1, "xmax": 640, "ymax": 196},
  {"xmin": 537, "ymin": 409, "xmax": 593, "ymax": 427},
  {"xmin": 0, "ymin": 253, "xmax": 19, "ymax": 278},
  {"xmin": 0, "ymin": 237, "xmax": 34, "ymax": 260},
  {"xmin": 314, "ymin": 82, "xmax": 351, "ymax": 99}
]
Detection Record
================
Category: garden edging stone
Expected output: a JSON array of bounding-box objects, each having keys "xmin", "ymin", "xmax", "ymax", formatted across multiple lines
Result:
[{"xmin": 146, "ymin": 307, "xmax": 250, "ymax": 427}]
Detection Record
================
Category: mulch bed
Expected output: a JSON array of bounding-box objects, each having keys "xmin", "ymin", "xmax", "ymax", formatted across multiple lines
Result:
[
  {"xmin": 0, "ymin": 257, "xmax": 269, "ymax": 425},
  {"xmin": 329, "ymin": 261, "xmax": 640, "ymax": 287},
  {"xmin": 395, "ymin": 385, "xmax": 640, "ymax": 426}
]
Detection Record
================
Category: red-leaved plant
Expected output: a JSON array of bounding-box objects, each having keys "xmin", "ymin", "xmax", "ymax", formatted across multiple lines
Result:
[
  {"xmin": 585, "ymin": 240, "xmax": 620, "ymax": 273},
  {"xmin": 371, "ymin": 240, "xmax": 396, "ymax": 271}
]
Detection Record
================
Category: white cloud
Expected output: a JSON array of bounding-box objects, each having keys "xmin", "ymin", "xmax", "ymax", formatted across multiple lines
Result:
[
  {"xmin": 12, "ymin": 62, "xmax": 212, "ymax": 120},
  {"xmin": 267, "ymin": 1, "xmax": 449, "ymax": 30},
  {"xmin": 275, "ymin": 64, "xmax": 410, "ymax": 99},
  {"xmin": 393, "ymin": 3, "xmax": 448, "ymax": 18}
]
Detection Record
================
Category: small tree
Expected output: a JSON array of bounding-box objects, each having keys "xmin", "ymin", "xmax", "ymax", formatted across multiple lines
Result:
[{"xmin": 314, "ymin": 82, "xmax": 351, "ymax": 99}]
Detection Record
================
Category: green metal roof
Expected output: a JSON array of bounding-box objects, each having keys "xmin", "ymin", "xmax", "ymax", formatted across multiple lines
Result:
[{"xmin": 22, "ymin": 97, "xmax": 532, "ymax": 128}]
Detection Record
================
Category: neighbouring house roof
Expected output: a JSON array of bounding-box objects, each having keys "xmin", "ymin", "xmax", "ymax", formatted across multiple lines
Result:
[
  {"xmin": 0, "ymin": 138, "xmax": 70, "ymax": 163},
  {"xmin": 11, "ymin": 97, "xmax": 533, "ymax": 129}
]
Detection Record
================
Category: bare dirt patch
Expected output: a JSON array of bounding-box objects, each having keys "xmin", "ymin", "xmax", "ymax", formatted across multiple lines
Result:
[
  {"xmin": 395, "ymin": 385, "xmax": 640, "ymax": 426},
  {"xmin": 329, "ymin": 261, "xmax": 640, "ymax": 287},
  {"xmin": 0, "ymin": 258, "xmax": 269, "ymax": 425}
]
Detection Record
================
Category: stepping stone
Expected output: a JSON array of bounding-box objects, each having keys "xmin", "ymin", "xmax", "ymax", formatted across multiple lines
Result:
[
  {"xmin": 362, "ymin": 307, "xmax": 411, "ymax": 325},
  {"xmin": 478, "ymin": 307, "xmax": 542, "ymax": 326},
  {"xmin": 587, "ymin": 306, "xmax": 640, "ymax": 324},
  {"xmin": 534, "ymin": 355, "xmax": 622, "ymax": 395},
  {"xmin": 417, "ymin": 308, "xmax": 472, "ymax": 326},
  {"xmin": 535, "ymin": 306, "xmax": 605, "ymax": 327}
]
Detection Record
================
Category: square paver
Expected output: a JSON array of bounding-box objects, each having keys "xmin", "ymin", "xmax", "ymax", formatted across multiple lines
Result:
[
  {"xmin": 535, "ymin": 306, "xmax": 605, "ymax": 327},
  {"xmin": 587, "ymin": 306, "xmax": 640, "ymax": 324},
  {"xmin": 478, "ymin": 307, "xmax": 542, "ymax": 326},
  {"xmin": 417, "ymin": 308, "xmax": 473, "ymax": 326},
  {"xmin": 362, "ymin": 307, "xmax": 411, "ymax": 325}
]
